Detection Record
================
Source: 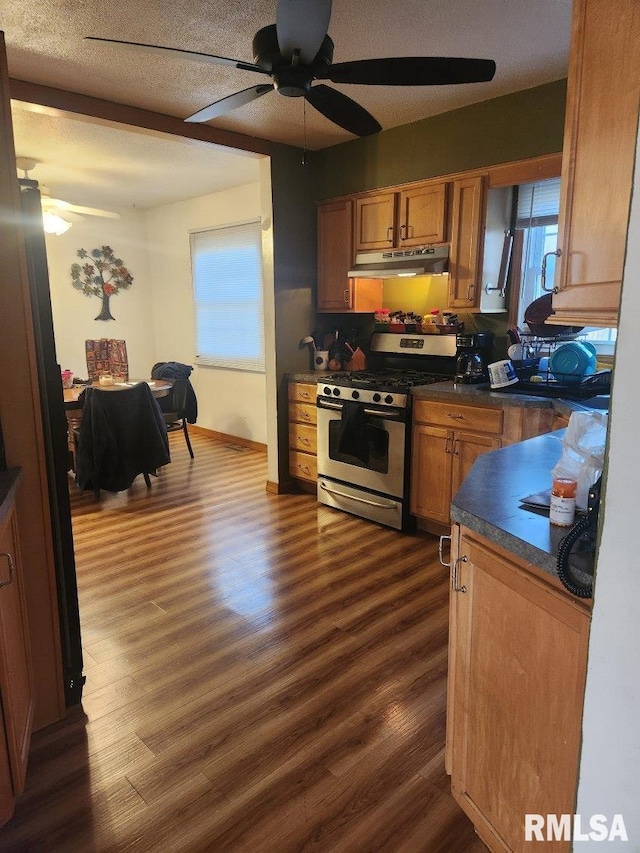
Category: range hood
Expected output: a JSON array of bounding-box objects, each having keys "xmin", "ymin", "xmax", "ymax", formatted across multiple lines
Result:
[{"xmin": 348, "ymin": 246, "xmax": 449, "ymax": 278}]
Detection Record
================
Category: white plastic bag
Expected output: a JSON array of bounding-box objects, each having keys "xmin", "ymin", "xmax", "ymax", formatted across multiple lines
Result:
[{"xmin": 551, "ymin": 411, "xmax": 608, "ymax": 509}]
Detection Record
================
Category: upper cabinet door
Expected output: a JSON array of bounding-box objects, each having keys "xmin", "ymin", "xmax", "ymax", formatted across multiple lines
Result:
[
  {"xmin": 354, "ymin": 192, "xmax": 397, "ymax": 251},
  {"xmin": 551, "ymin": 0, "xmax": 640, "ymax": 328},
  {"xmin": 448, "ymin": 175, "xmax": 486, "ymax": 310},
  {"xmin": 398, "ymin": 181, "xmax": 447, "ymax": 247},
  {"xmin": 317, "ymin": 198, "xmax": 354, "ymax": 310}
]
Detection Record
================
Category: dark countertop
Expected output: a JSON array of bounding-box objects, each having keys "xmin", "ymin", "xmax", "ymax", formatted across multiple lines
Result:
[
  {"xmin": 288, "ymin": 373, "xmax": 609, "ymax": 418},
  {"xmin": 411, "ymin": 380, "xmax": 609, "ymax": 418},
  {"xmin": 0, "ymin": 469, "xmax": 22, "ymax": 527},
  {"xmin": 450, "ymin": 432, "xmax": 594, "ymax": 582}
]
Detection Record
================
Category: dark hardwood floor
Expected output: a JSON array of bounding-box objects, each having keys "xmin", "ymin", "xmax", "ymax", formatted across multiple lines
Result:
[{"xmin": 1, "ymin": 432, "xmax": 485, "ymax": 852}]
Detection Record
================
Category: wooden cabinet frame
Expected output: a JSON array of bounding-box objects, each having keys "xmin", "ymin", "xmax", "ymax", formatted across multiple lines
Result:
[{"xmin": 447, "ymin": 525, "xmax": 590, "ymax": 852}]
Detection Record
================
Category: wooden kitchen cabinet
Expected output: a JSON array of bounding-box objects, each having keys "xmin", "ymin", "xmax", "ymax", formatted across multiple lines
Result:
[
  {"xmin": 447, "ymin": 175, "xmax": 486, "ymax": 310},
  {"xmin": 411, "ymin": 399, "xmax": 502, "ymax": 526},
  {"xmin": 317, "ymin": 199, "xmax": 383, "ymax": 312},
  {"xmin": 0, "ymin": 498, "xmax": 35, "ymax": 828},
  {"xmin": 551, "ymin": 0, "xmax": 640, "ymax": 328},
  {"xmin": 288, "ymin": 382, "xmax": 318, "ymax": 485},
  {"xmin": 446, "ymin": 525, "xmax": 590, "ymax": 852},
  {"xmin": 354, "ymin": 180, "xmax": 448, "ymax": 252}
]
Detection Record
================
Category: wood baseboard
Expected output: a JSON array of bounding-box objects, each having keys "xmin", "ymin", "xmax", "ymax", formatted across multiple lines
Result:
[
  {"xmin": 266, "ymin": 478, "xmax": 316, "ymax": 495},
  {"xmin": 189, "ymin": 425, "xmax": 267, "ymax": 453}
]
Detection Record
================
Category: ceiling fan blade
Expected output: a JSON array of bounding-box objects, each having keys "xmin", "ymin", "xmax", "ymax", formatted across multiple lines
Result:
[
  {"xmin": 185, "ymin": 84, "xmax": 275, "ymax": 123},
  {"xmin": 276, "ymin": 0, "xmax": 332, "ymax": 64},
  {"xmin": 321, "ymin": 57, "xmax": 497, "ymax": 86},
  {"xmin": 84, "ymin": 37, "xmax": 267, "ymax": 75},
  {"xmin": 43, "ymin": 198, "xmax": 120, "ymax": 219},
  {"xmin": 305, "ymin": 84, "xmax": 381, "ymax": 137}
]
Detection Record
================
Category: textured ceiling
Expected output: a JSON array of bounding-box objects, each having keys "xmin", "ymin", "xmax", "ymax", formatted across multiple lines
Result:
[{"xmin": 5, "ymin": 0, "xmax": 571, "ymax": 214}]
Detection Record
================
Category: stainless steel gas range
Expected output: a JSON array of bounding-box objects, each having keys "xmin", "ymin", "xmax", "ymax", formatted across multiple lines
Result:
[{"xmin": 317, "ymin": 332, "xmax": 458, "ymax": 530}]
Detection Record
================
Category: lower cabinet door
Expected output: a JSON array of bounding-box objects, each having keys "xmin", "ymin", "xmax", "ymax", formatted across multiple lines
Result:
[
  {"xmin": 448, "ymin": 531, "xmax": 590, "ymax": 852},
  {"xmin": 0, "ymin": 507, "xmax": 34, "ymax": 802},
  {"xmin": 410, "ymin": 424, "xmax": 453, "ymax": 523},
  {"xmin": 451, "ymin": 431, "xmax": 501, "ymax": 496}
]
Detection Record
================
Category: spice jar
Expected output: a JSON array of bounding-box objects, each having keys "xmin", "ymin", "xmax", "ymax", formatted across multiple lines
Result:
[{"xmin": 549, "ymin": 477, "xmax": 577, "ymax": 527}]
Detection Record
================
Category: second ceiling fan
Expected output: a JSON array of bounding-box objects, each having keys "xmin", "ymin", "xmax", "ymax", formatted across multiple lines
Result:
[{"xmin": 86, "ymin": 0, "xmax": 496, "ymax": 138}]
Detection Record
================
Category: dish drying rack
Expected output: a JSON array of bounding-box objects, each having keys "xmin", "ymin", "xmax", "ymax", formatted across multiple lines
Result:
[{"xmin": 507, "ymin": 331, "xmax": 611, "ymax": 399}]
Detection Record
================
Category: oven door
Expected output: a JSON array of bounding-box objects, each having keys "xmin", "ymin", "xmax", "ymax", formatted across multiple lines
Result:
[{"xmin": 316, "ymin": 396, "xmax": 407, "ymax": 498}]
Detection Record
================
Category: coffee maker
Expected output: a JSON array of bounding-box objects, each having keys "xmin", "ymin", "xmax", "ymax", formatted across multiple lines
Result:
[{"xmin": 455, "ymin": 332, "xmax": 494, "ymax": 384}]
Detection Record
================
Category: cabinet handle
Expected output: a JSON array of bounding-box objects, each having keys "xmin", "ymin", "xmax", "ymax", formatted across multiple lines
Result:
[
  {"xmin": 344, "ymin": 289, "xmax": 349, "ymax": 304},
  {"xmin": 444, "ymin": 436, "xmax": 453, "ymax": 454},
  {"xmin": 300, "ymin": 411, "xmax": 311, "ymax": 421},
  {"xmin": 452, "ymin": 555, "xmax": 468, "ymax": 593},
  {"xmin": 541, "ymin": 248, "xmax": 561, "ymax": 293},
  {"xmin": 438, "ymin": 535, "xmax": 451, "ymax": 568},
  {"xmin": 453, "ymin": 439, "xmax": 460, "ymax": 456},
  {"xmin": 467, "ymin": 285, "xmax": 475, "ymax": 301},
  {"xmin": 386, "ymin": 226, "xmax": 394, "ymax": 242},
  {"xmin": 0, "ymin": 552, "xmax": 15, "ymax": 589},
  {"xmin": 299, "ymin": 437, "xmax": 311, "ymax": 446},
  {"xmin": 446, "ymin": 413, "xmax": 464, "ymax": 420},
  {"xmin": 399, "ymin": 224, "xmax": 406, "ymax": 241},
  {"xmin": 298, "ymin": 464, "xmax": 311, "ymax": 475},
  {"xmin": 299, "ymin": 391, "xmax": 311, "ymax": 399}
]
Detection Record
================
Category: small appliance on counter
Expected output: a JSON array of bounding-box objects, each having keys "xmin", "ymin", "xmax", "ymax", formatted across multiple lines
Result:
[{"xmin": 454, "ymin": 332, "xmax": 494, "ymax": 384}]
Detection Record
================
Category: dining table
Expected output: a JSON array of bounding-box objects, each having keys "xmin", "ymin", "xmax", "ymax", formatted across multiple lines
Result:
[{"xmin": 63, "ymin": 379, "xmax": 173, "ymax": 409}]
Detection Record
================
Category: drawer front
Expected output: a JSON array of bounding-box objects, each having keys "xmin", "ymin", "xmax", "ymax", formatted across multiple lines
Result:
[
  {"xmin": 414, "ymin": 399, "xmax": 503, "ymax": 435},
  {"xmin": 289, "ymin": 423, "xmax": 317, "ymax": 455},
  {"xmin": 289, "ymin": 401, "xmax": 317, "ymax": 426},
  {"xmin": 289, "ymin": 451, "xmax": 318, "ymax": 483},
  {"xmin": 288, "ymin": 382, "xmax": 316, "ymax": 404}
]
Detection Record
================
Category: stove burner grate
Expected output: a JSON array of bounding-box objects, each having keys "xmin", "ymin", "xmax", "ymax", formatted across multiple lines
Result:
[{"xmin": 323, "ymin": 369, "xmax": 451, "ymax": 390}]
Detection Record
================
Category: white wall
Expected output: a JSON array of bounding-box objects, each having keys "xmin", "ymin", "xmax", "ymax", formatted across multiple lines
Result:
[
  {"xmin": 45, "ymin": 212, "xmax": 156, "ymax": 380},
  {"xmin": 145, "ymin": 182, "xmax": 268, "ymax": 444},
  {"xmin": 44, "ymin": 179, "xmax": 269, "ymax": 446},
  {"xmin": 574, "ymin": 122, "xmax": 640, "ymax": 847}
]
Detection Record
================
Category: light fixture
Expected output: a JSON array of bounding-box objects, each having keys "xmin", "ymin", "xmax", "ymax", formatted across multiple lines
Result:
[{"xmin": 42, "ymin": 211, "xmax": 72, "ymax": 236}]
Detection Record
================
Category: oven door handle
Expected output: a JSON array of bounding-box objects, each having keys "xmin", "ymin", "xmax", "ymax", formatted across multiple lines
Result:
[
  {"xmin": 317, "ymin": 399, "xmax": 403, "ymax": 419},
  {"xmin": 319, "ymin": 481, "xmax": 399, "ymax": 510}
]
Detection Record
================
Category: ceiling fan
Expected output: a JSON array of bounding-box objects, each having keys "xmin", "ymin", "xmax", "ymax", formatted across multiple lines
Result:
[
  {"xmin": 16, "ymin": 158, "xmax": 120, "ymax": 218},
  {"xmin": 85, "ymin": 0, "xmax": 496, "ymax": 137}
]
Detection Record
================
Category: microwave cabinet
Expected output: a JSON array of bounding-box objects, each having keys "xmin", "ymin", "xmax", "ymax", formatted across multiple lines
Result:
[
  {"xmin": 446, "ymin": 525, "xmax": 590, "ymax": 852},
  {"xmin": 317, "ymin": 199, "xmax": 383, "ymax": 313},
  {"xmin": 551, "ymin": 0, "xmax": 640, "ymax": 328},
  {"xmin": 0, "ymin": 480, "xmax": 35, "ymax": 828}
]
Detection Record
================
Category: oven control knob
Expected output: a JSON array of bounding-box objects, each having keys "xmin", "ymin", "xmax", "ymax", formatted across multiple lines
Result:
[
  {"xmin": 351, "ymin": 390, "xmax": 360, "ymax": 400},
  {"xmin": 372, "ymin": 393, "xmax": 381, "ymax": 403},
  {"xmin": 323, "ymin": 387, "xmax": 331, "ymax": 396},
  {"xmin": 385, "ymin": 395, "xmax": 394, "ymax": 405},
  {"xmin": 332, "ymin": 387, "xmax": 341, "ymax": 396}
]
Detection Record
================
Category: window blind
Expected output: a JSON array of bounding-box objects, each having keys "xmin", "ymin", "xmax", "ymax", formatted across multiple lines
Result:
[
  {"xmin": 516, "ymin": 177, "xmax": 561, "ymax": 227},
  {"xmin": 190, "ymin": 220, "xmax": 265, "ymax": 372}
]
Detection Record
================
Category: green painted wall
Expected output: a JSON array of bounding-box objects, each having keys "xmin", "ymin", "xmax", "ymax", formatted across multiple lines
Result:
[{"xmin": 312, "ymin": 80, "xmax": 567, "ymax": 200}]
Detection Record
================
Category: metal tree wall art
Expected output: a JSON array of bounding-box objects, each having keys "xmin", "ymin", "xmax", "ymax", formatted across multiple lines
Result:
[{"xmin": 71, "ymin": 245, "xmax": 133, "ymax": 321}]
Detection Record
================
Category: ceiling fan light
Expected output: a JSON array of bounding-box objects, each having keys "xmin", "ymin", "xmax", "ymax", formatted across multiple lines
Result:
[{"xmin": 42, "ymin": 211, "xmax": 72, "ymax": 236}]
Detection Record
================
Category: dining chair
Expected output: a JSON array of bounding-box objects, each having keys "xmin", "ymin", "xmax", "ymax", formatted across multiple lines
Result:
[
  {"xmin": 85, "ymin": 339, "xmax": 129, "ymax": 382},
  {"xmin": 75, "ymin": 382, "xmax": 170, "ymax": 497},
  {"xmin": 150, "ymin": 362, "xmax": 198, "ymax": 458},
  {"xmin": 158, "ymin": 379, "xmax": 195, "ymax": 459}
]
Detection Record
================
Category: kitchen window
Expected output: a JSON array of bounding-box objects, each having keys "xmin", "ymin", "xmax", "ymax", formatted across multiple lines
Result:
[
  {"xmin": 190, "ymin": 220, "xmax": 265, "ymax": 371},
  {"xmin": 512, "ymin": 178, "xmax": 616, "ymax": 354}
]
